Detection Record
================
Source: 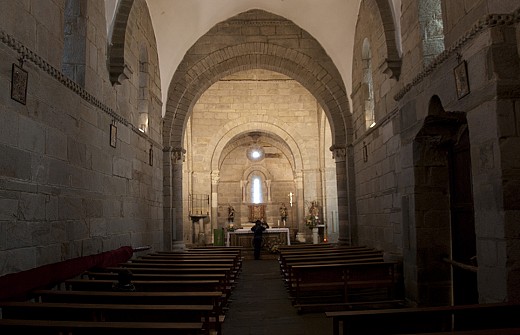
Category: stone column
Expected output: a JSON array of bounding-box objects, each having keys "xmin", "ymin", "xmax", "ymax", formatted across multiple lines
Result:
[
  {"xmin": 331, "ymin": 144, "xmax": 351, "ymax": 245},
  {"xmin": 266, "ymin": 179, "xmax": 272, "ymax": 203},
  {"xmin": 211, "ymin": 170, "xmax": 220, "ymax": 233},
  {"xmin": 171, "ymin": 147, "xmax": 186, "ymax": 250},
  {"xmin": 162, "ymin": 147, "xmax": 173, "ymax": 251},
  {"xmin": 294, "ymin": 171, "xmax": 306, "ymax": 243}
]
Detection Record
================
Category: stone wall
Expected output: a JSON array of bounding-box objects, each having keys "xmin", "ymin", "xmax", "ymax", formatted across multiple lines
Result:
[
  {"xmin": 351, "ymin": 0, "xmax": 402, "ymax": 253},
  {"xmin": 0, "ymin": 0, "xmax": 163, "ymax": 276}
]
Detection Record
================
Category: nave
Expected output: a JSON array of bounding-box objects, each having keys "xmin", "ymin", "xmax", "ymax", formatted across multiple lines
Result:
[{"xmin": 222, "ymin": 259, "xmax": 331, "ymax": 335}]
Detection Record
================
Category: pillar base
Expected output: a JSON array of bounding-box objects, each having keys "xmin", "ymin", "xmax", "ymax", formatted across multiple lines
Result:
[{"xmin": 172, "ymin": 240, "xmax": 186, "ymax": 251}]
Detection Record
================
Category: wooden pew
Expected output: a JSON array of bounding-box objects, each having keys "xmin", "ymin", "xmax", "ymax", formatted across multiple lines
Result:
[
  {"xmin": 277, "ymin": 243, "xmax": 335, "ymax": 250},
  {"xmin": 279, "ymin": 249, "xmax": 384, "ymax": 279},
  {"xmin": 64, "ymin": 278, "xmax": 224, "ymax": 293},
  {"xmin": 0, "ymin": 301, "xmax": 214, "ymax": 333},
  {"xmin": 32, "ymin": 289, "xmax": 223, "ymax": 307},
  {"xmin": 140, "ymin": 253, "xmax": 242, "ymax": 271},
  {"xmin": 325, "ymin": 302, "xmax": 520, "ymax": 335},
  {"xmin": 282, "ymin": 254, "xmax": 385, "ymax": 290},
  {"xmin": 84, "ymin": 271, "xmax": 227, "ymax": 282},
  {"xmin": 290, "ymin": 262, "xmax": 397, "ymax": 306},
  {"xmin": 0, "ymin": 319, "xmax": 203, "ymax": 335}
]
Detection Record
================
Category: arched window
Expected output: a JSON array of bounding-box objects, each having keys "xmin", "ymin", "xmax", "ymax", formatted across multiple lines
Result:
[
  {"xmin": 138, "ymin": 45, "xmax": 149, "ymax": 133},
  {"xmin": 63, "ymin": 0, "xmax": 87, "ymax": 86},
  {"xmin": 250, "ymin": 173, "xmax": 264, "ymax": 204},
  {"xmin": 362, "ymin": 38, "xmax": 375, "ymax": 130},
  {"xmin": 418, "ymin": 0, "xmax": 445, "ymax": 66}
]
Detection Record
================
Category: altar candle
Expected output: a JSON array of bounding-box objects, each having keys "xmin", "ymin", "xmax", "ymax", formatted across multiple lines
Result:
[{"xmin": 277, "ymin": 220, "xmax": 280, "ymax": 227}]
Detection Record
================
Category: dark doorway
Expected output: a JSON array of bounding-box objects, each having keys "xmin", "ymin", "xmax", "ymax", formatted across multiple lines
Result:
[{"xmin": 448, "ymin": 127, "xmax": 478, "ymax": 305}]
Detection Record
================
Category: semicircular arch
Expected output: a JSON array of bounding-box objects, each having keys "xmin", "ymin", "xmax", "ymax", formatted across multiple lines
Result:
[
  {"xmin": 163, "ymin": 9, "xmax": 350, "ymax": 150},
  {"xmin": 207, "ymin": 116, "xmax": 309, "ymax": 173}
]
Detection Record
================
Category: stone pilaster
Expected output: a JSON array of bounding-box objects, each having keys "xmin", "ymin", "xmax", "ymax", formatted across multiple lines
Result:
[
  {"xmin": 211, "ymin": 170, "xmax": 220, "ymax": 232},
  {"xmin": 171, "ymin": 147, "xmax": 186, "ymax": 250},
  {"xmin": 294, "ymin": 171, "xmax": 306, "ymax": 242},
  {"xmin": 331, "ymin": 144, "xmax": 351, "ymax": 245}
]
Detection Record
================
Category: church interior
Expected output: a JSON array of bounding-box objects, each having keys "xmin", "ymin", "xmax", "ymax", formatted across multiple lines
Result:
[{"xmin": 1, "ymin": 0, "xmax": 520, "ymax": 333}]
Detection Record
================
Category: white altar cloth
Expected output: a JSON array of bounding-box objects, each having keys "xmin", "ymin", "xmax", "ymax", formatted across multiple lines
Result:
[{"xmin": 226, "ymin": 227, "xmax": 291, "ymax": 246}]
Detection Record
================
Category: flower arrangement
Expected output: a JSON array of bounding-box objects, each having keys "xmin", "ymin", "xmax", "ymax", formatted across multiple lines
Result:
[
  {"xmin": 305, "ymin": 215, "xmax": 321, "ymax": 229},
  {"xmin": 226, "ymin": 225, "xmax": 236, "ymax": 232},
  {"xmin": 269, "ymin": 244, "xmax": 280, "ymax": 254}
]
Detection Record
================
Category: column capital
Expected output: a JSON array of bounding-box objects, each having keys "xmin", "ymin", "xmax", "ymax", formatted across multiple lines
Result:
[
  {"xmin": 171, "ymin": 147, "xmax": 186, "ymax": 164},
  {"xmin": 330, "ymin": 144, "xmax": 347, "ymax": 162},
  {"xmin": 211, "ymin": 170, "xmax": 221, "ymax": 184},
  {"xmin": 294, "ymin": 171, "xmax": 303, "ymax": 184}
]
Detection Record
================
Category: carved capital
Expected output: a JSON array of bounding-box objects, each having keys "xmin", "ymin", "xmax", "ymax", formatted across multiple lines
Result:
[
  {"xmin": 211, "ymin": 170, "xmax": 221, "ymax": 184},
  {"xmin": 171, "ymin": 147, "xmax": 186, "ymax": 164},
  {"xmin": 330, "ymin": 144, "xmax": 347, "ymax": 162}
]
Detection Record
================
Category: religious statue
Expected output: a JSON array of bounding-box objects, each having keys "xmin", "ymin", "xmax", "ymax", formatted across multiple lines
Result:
[
  {"xmin": 309, "ymin": 201, "xmax": 320, "ymax": 218},
  {"xmin": 228, "ymin": 205, "xmax": 235, "ymax": 223},
  {"xmin": 279, "ymin": 203, "xmax": 288, "ymax": 224},
  {"xmin": 305, "ymin": 201, "xmax": 321, "ymax": 228}
]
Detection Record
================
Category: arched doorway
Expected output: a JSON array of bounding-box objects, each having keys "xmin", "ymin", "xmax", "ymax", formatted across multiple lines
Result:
[
  {"xmin": 412, "ymin": 96, "xmax": 477, "ymax": 305},
  {"xmin": 448, "ymin": 125, "xmax": 478, "ymax": 305}
]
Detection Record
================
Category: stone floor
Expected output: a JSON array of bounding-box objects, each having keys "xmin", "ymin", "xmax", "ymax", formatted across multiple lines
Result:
[{"xmin": 221, "ymin": 258, "xmax": 333, "ymax": 335}]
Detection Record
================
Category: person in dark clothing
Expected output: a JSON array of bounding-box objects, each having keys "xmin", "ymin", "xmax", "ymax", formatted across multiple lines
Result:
[
  {"xmin": 112, "ymin": 268, "xmax": 136, "ymax": 292},
  {"xmin": 251, "ymin": 219, "xmax": 269, "ymax": 260}
]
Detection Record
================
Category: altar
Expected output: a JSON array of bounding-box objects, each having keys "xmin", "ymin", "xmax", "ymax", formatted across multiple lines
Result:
[{"xmin": 226, "ymin": 227, "xmax": 291, "ymax": 248}]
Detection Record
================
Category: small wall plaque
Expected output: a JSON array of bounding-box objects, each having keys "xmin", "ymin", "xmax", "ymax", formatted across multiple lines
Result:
[
  {"xmin": 110, "ymin": 124, "xmax": 117, "ymax": 148},
  {"xmin": 454, "ymin": 60, "xmax": 470, "ymax": 99},
  {"xmin": 11, "ymin": 63, "xmax": 28, "ymax": 105}
]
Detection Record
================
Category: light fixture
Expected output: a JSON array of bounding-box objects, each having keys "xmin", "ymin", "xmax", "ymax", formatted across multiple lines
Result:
[{"xmin": 247, "ymin": 144, "xmax": 264, "ymax": 162}]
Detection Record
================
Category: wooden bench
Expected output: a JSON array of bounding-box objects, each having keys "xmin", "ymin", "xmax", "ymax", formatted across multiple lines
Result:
[
  {"xmin": 290, "ymin": 262, "xmax": 397, "ymax": 306},
  {"xmin": 0, "ymin": 301, "xmax": 216, "ymax": 333},
  {"xmin": 139, "ymin": 254, "xmax": 242, "ymax": 271},
  {"xmin": 279, "ymin": 250, "xmax": 384, "ymax": 280},
  {"xmin": 0, "ymin": 319, "xmax": 204, "ymax": 335},
  {"xmin": 64, "ymin": 278, "xmax": 225, "ymax": 293},
  {"xmin": 84, "ymin": 271, "xmax": 227, "ymax": 282},
  {"xmin": 325, "ymin": 302, "xmax": 520, "ymax": 335},
  {"xmin": 282, "ymin": 255, "xmax": 385, "ymax": 290},
  {"xmin": 32, "ymin": 289, "xmax": 223, "ymax": 307}
]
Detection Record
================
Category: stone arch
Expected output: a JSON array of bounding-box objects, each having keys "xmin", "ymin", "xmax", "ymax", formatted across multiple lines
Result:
[
  {"xmin": 207, "ymin": 116, "xmax": 307, "ymax": 173},
  {"xmin": 165, "ymin": 45, "xmax": 348, "ymax": 148},
  {"xmin": 107, "ymin": 0, "xmax": 134, "ymax": 85},
  {"xmin": 373, "ymin": 0, "xmax": 402, "ymax": 79},
  {"xmin": 218, "ymin": 134, "xmax": 296, "ymax": 172},
  {"xmin": 163, "ymin": 10, "xmax": 350, "ymax": 150},
  {"xmin": 164, "ymin": 9, "xmax": 352, "ymax": 248},
  {"xmin": 242, "ymin": 165, "xmax": 273, "ymax": 204}
]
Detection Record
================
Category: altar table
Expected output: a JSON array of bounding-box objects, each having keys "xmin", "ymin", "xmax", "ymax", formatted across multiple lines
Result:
[{"xmin": 226, "ymin": 228, "xmax": 291, "ymax": 248}]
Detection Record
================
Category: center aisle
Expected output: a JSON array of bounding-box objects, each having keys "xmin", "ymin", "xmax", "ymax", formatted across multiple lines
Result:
[{"xmin": 222, "ymin": 258, "xmax": 332, "ymax": 335}]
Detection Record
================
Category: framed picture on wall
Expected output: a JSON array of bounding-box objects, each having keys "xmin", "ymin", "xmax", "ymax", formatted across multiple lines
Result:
[
  {"xmin": 11, "ymin": 63, "xmax": 28, "ymax": 105},
  {"xmin": 110, "ymin": 124, "xmax": 117, "ymax": 148},
  {"xmin": 454, "ymin": 60, "xmax": 470, "ymax": 99}
]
